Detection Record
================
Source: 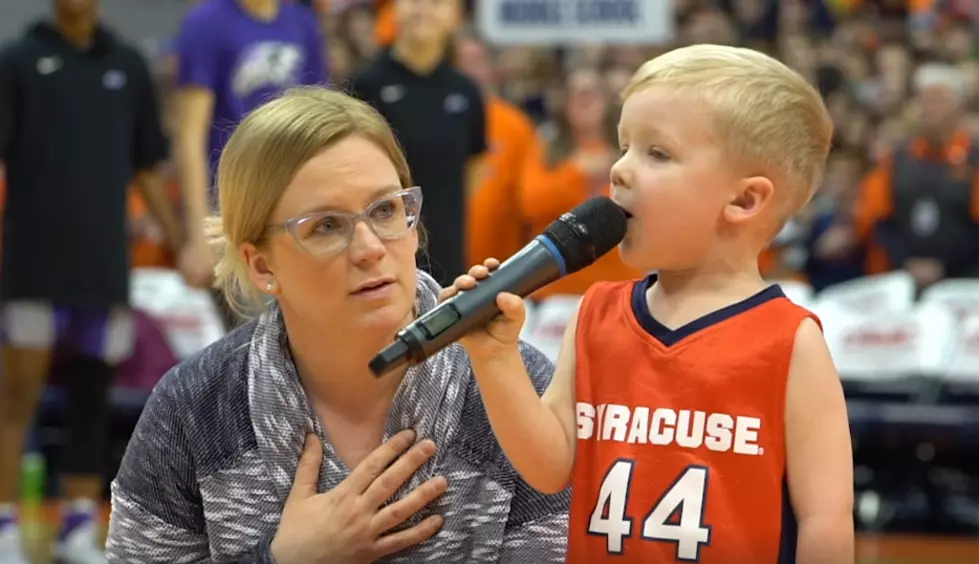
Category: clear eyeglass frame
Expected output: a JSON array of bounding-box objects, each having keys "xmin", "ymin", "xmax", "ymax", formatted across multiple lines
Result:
[{"xmin": 265, "ymin": 186, "xmax": 423, "ymax": 257}]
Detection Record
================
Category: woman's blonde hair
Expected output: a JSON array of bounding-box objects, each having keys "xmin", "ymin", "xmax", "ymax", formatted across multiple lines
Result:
[{"xmin": 207, "ymin": 86, "xmax": 413, "ymax": 318}]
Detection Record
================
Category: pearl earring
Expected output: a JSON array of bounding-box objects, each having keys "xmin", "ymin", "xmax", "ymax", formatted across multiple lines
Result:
[{"xmin": 266, "ymin": 283, "xmax": 274, "ymax": 291}]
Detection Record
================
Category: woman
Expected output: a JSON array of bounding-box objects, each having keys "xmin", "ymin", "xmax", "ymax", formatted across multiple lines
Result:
[
  {"xmin": 106, "ymin": 87, "xmax": 569, "ymax": 563},
  {"xmin": 520, "ymin": 66, "xmax": 640, "ymax": 300}
]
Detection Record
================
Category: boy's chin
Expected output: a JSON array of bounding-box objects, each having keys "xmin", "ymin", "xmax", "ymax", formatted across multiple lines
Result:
[{"xmin": 618, "ymin": 240, "xmax": 653, "ymax": 273}]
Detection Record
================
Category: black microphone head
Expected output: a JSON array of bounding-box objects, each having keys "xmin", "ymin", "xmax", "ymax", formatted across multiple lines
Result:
[{"xmin": 543, "ymin": 197, "xmax": 628, "ymax": 274}]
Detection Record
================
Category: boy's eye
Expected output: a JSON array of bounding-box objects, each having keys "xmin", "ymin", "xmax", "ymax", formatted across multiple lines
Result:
[
  {"xmin": 648, "ymin": 147, "xmax": 671, "ymax": 160},
  {"xmin": 619, "ymin": 146, "xmax": 629, "ymax": 156}
]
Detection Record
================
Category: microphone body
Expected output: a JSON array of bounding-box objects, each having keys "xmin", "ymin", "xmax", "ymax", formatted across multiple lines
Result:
[
  {"xmin": 369, "ymin": 197, "xmax": 627, "ymax": 377},
  {"xmin": 370, "ymin": 237, "xmax": 564, "ymax": 375}
]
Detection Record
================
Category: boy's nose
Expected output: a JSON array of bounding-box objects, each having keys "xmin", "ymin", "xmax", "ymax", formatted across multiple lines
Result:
[{"xmin": 610, "ymin": 155, "xmax": 630, "ymax": 189}]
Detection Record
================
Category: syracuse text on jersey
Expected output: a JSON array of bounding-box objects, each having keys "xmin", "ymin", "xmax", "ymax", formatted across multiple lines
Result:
[{"xmin": 576, "ymin": 402, "xmax": 764, "ymax": 456}]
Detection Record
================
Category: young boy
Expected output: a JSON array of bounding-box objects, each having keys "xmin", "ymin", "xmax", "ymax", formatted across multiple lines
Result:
[{"xmin": 443, "ymin": 44, "xmax": 854, "ymax": 563}]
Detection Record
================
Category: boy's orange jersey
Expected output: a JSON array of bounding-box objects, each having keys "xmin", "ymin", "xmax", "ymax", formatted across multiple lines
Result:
[{"xmin": 568, "ymin": 275, "xmax": 818, "ymax": 564}]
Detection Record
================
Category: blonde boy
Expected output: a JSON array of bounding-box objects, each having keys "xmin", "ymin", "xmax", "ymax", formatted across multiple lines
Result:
[{"xmin": 444, "ymin": 44, "xmax": 854, "ymax": 564}]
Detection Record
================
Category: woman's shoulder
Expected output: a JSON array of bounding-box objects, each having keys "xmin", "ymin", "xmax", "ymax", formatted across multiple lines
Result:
[
  {"xmin": 154, "ymin": 320, "xmax": 257, "ymax": 398},
  {"xmin": 144, "ymin": 320, "xmax": 259, "ymax": 447},
  {"xmin": 111, "ymin": 320, "xmax": 273, "ymax": 550}
]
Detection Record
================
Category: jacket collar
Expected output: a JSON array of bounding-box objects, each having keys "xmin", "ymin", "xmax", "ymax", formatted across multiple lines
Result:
[{"xmin": 247, "ymin": 269, "xmax": 469, "ymax": 508}]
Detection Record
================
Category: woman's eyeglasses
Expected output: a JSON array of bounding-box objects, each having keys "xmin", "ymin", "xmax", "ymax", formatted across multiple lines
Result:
[{"xmin": 266, "ymin": 186, "xmax": 423, "ymax": 257}]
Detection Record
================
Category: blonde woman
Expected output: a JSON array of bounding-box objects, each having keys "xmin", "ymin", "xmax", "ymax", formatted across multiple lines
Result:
[{"xmin": 106, "ymin": 87, "xmax": 568, "ymax": 563}]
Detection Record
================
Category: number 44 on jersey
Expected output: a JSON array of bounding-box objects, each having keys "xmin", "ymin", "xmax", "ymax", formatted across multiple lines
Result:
[{"xmin": 588, "ymin": 459, "xmax": 712, "ymax": 561}]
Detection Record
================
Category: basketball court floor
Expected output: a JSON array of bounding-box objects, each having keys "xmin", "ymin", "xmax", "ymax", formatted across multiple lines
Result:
[{"xmin": 14, "ymin": 503, "xmax": 979, "ymax": 564}]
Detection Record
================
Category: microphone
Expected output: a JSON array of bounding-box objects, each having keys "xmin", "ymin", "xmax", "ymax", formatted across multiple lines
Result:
[{"xmin": 369, "ymin": 196, "xmax": 628, "ymax": 377}]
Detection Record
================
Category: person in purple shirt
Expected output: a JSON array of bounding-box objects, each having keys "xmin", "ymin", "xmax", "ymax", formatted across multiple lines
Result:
[{"xmin": 173, "ymin": 0, "xmax": 327, "ymax": 321}]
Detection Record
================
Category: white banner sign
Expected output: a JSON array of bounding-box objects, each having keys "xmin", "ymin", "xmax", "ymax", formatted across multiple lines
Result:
[{"xmin": 476, "ymin": 0, "xmax": 674, "ymax": 46}]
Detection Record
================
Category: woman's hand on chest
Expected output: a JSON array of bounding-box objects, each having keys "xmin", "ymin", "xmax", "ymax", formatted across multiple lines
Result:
[{"xmin": 271, "ymin": 430, "xmax": 448, "ymax": 564}]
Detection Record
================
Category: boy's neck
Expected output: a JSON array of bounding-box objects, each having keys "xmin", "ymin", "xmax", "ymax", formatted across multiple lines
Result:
[
  {"xmin": 655, "ymin": 265, "xmax": 764, "ymax": 298},
  {"xmin": 649, "ymin": 256, "xmax": 767, "ymax": 327}
]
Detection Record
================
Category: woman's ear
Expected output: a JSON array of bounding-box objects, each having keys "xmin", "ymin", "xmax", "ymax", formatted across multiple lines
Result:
[
  {"xmin": 241, "ymin": 242, "xmax": 278, "ymax": 295},
  {"xmin": 723, "ymin": 175, "xmax": 775, "ymax": 225}
]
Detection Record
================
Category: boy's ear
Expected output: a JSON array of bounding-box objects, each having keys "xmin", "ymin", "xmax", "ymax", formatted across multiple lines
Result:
[{"xmin": 723, "ymin": 176, "xmax": 775, "ymax": 224}]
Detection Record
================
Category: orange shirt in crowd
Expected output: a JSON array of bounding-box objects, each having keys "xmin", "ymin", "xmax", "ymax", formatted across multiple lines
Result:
[
  {"xmin": 374, "ymin": 0, "xmax": 397, "ymax": 46},
  {"xmin": 853, "ymin": 129, "xmax": 979, "ymax": 273},
  {"xmin": 831, "ymin": 0, "xmax": 942, "ymax": 12},
  {"xmin": 467, "ymin": 96, "xmax": 537, "ymax": 265},
  {"xmin": 373, "ymin": 0, "xmax": 466, "ymax": 46},
  {"xmin": 519, "ymin": 137, "xmax": 641, "ymax": 299},
  {"xmin": 129, "ymin": 187, "xmax": 177, "ymax": 269},
  {"xmin": 758, "ymin": 246, "xmax": 780, "ymax": 277}
]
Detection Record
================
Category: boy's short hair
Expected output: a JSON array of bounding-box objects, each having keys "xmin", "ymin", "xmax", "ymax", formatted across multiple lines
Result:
[{"xmin": 623, "ymin": 44, "xmax": 833, "ymax": 220}]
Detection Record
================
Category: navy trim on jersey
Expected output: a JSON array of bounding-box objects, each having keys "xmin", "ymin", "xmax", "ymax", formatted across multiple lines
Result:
[
  {"xmin": 630, "ymin": 274, "xmax": 786, "ymax": 347},
  {"xmin": 778, "ymin": 478, "xmax": 799, "ymax": 564}
]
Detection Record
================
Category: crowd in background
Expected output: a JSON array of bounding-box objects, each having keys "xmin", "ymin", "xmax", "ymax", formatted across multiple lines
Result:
[
  {"xmin": 27, "ymin": 0, "xmax": 972, "ymax": 297},
  {"xmin": 1, "ymin": 0, "xmax": 979, "ymax": 555}
]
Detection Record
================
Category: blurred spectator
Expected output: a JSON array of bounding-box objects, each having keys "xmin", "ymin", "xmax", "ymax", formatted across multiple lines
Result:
[
  {"xmin": 519, "ymin": 67, "xmax": 640, "ymax": 299},
  {"xmin": 349, "ymin": 4, "xmax": 382, "ymax": 60},
  {"xmin": 804, "ymin": 151, "xmax": 868, "ymax": 291},
  {"xmin": 173, "ymin": 0, "xmax": 327, "ymax": 309},
  {"xmin": 455, "ymin": 29, "xmax": 536, "ymax": 265},
  {"xmin": 854, "ymin": 63, "xmax": 979, "ymax": 289},
  {"xmin": 496, "ymin": 47, "xmax": 557, "ymax": 122},
  {"xmin": 0, "ymin": 0, "xmax": 175, "ymax": 562},
  {"xmin": 349, "ymin": 0, "xmax": 485, "ymax": 285},
  {"xmin": 326, "ymin": 36, "xmax": 358, "ymax": 82}
]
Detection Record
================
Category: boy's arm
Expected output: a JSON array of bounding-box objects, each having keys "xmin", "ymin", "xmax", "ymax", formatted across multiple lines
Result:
[
  {"xmin": 785, "ymin": 318, "xmax": 855, "ymax": 564},
  {"xmin": 469, "ymin": 303, "xmax": 580, "ymax": 495},
  {"xmin": 498, "ymin": 343, "xmax": 571, "ymax": 563}
]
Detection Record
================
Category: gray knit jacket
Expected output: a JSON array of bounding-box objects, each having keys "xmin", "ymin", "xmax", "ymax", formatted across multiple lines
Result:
[{"xmin": 105, "ymin": 270, "xmax": 570, "ymax": 563}]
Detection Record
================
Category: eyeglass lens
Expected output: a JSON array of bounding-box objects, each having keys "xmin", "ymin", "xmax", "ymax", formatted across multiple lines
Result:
[{"xmin": 292, "ymin": 190, "xmax": 421, "ymax": 256}]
